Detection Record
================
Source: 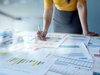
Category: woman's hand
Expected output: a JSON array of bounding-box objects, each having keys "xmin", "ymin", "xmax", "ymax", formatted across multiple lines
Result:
[
  {"xmin": 37, "ymin": 31, "xmax": 47, "ymax": 41},
  {"xmin": 84, "ymin": 32, "xmax": 99, "ymax": 36}
]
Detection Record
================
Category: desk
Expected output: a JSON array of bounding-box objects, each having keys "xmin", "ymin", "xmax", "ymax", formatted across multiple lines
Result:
[{"xmin": 0, "ymin": 32, "xmax": 100, "ymax": 75}]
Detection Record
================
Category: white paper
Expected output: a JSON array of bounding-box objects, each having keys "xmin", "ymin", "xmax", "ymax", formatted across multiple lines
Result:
[
  {"xmin": 88, "ymin": 47, "xmax": 100, "ymax": 73},
  {"xmin": 54, "ymin": 40, "xmax": 93, "ymax": 61},
  {"xmin": 66, "ymin": 34, "xmax": 90, "ymax": 45},
  {"xmin": 88, "ymin": 37, "xmax": 100, "ymax": 47},
  {"xmin": 45, "ymin": 56, "xmax": 93, "ymax": 75},
  {"xmin": 32, "ymin": 33, "xmax": 66, "ymax": 48}
]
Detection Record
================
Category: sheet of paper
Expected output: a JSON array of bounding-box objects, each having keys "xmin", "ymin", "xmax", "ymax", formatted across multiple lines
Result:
[
  {"xmin": 45, "ymin": 40, "xmax": 93, "ymax": 75},
  {"xmin": 45, "ymin": 55, "xmax": 93, "ymax": 75},
  {"xmin": 88, "ymin": 37, "xmax": 100, "ymax": 47},
  {"xmin": 54, "ymin": 39, "xmax": 93, "ymax": 61},
  {"xmin": 88, "ymin": 47, "xmax": 100, "ymax": 73},
  {"xmin": 88, "ymin": 36, "xmax": 100, "ymax": 73},
  {"xmin": 66, "ymin": 34, "xmax": 90, "ymax": 45},
  {"xmin": 32, "ymin": 33, "xmax": 66, "ymax": 48},
  {"xmin": 0, "ymin": 48, "xmax": 57, "ymax": 75}
]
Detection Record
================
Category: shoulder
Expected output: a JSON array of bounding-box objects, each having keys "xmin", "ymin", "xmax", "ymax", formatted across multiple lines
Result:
[
  {"xmin": 77, "ymin": 0, "xmax": 86, "ymax": 3},
  {"xmin": 44, "ymin": 0, "xmax": 53, "ymax": 9}
]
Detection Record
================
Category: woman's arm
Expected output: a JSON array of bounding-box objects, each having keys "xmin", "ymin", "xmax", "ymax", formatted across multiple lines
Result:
[
  {"xmin": 43, "ymin": 7, "xmax": 53, "ymax": 33},
  {"xmin": 37, "ymin": 2, "xmax": 53, "ymax": 41},
  {"xmin": 77, "ymin": 1, "xmax": 89, "ymax": 35},
  {"xmin": 77, "ymin": 1, "xmax": 99, "ymax": 36}
]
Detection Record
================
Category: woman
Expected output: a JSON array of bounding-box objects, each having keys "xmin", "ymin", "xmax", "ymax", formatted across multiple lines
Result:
[{"xmin": 37, "ymin": 0, "xmax": 99, "ymax": 40}]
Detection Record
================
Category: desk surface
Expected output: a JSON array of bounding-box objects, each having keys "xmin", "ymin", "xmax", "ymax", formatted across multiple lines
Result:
[{"xmin": 0, "ymin": 32, "xmax": 100, "ymax": 75}]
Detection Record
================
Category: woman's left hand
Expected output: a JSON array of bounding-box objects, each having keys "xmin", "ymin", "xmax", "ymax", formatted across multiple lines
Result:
[{"xmin": 85, "ymin": 32, "xmax": 99, "ymax": 36}]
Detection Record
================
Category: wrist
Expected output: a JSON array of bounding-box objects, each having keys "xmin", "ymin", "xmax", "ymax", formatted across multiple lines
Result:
[
  {"xmin": 43, "ymin": 29, "xmax": 48, "ymax": 33},
  {"xmin": 83, "ymin": 31, "xmax": 89, "ymax": 35},
  {"xmin": 82, "ymin": 27, "xmax": 89, "ymax": 35},
  {"xmin": 43, "ymin": 30, "xmax": 47, "ymax": 35}
]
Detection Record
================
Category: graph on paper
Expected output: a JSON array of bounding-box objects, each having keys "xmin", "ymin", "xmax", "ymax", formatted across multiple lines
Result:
[
  {"xmin": 89, "ymin": 37, "xmax": 100, "ymax": 47},
  {"xmin": 65, "ymin": 35, "xmax": 90, "ymax": 45},
  {"xmin": 45, "ymin": 56, "xmax": 93, "ymax": 75},
  {"xmin": 7, "ymin": 57, "xmax": 44, "ymax": 66}
]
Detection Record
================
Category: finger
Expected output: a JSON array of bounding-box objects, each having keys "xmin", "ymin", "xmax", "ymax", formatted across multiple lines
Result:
[
  {"xmin": 88, "ymin": 33, "xmax": 99, "ymax": 36},
  {"xmin": 42, "ymin": 37, "xmax": 47, "ymax": 41},
  {"xmin": 37, "ymin": 31, "xmax": 47, "ymax": 41},
  {"xmin": 37, "ymin": 31, "xmax": 43, "ymax": 40},
  {"xmin": 38, "ymin": 35, "xmax": 45, "ymax": 41},
  {"xmin": 93, "ymin": 34, "xmax": 99, "ymax": 36},
  {"xmin": 91, "ymin": 32, "xmax": 99, "ymax": 36}
]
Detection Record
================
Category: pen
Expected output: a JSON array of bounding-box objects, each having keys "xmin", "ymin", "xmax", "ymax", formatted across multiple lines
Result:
[
  {"xmin": 38, "ymin": 25, "xmax": 42, "ymax": 31},
  {"xmin": 37, "ymin": 25, "xmax": 42, "ymax": 40}
]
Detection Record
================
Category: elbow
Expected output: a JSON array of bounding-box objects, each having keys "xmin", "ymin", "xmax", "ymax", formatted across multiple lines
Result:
[{"xmin": 77, "ymin": 2, "xmax": 85, "ymax": 11}]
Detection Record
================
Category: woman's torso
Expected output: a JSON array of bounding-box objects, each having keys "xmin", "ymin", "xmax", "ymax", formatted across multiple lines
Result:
[
  {"xmin": 44, "ymin": 0, "xmax": 86, "ymax": 33},
  {"xmin": 52, "ymin": 0, "xmax": 83, "ymax": 33}
]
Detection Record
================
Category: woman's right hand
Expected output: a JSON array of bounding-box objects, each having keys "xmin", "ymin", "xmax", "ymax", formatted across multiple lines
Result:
[{"xmin": 37, "ymin": 31, "xmax": 47, "ymax": 41}]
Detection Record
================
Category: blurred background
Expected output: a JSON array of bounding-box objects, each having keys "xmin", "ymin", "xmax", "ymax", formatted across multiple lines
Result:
[
  {"xmin": 0, "ymin": 0, "xmax": 53, "ymax": 32},
  {"xmin": 0, "ymin": 0, "xmax": 100, "ymax": 33}
]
